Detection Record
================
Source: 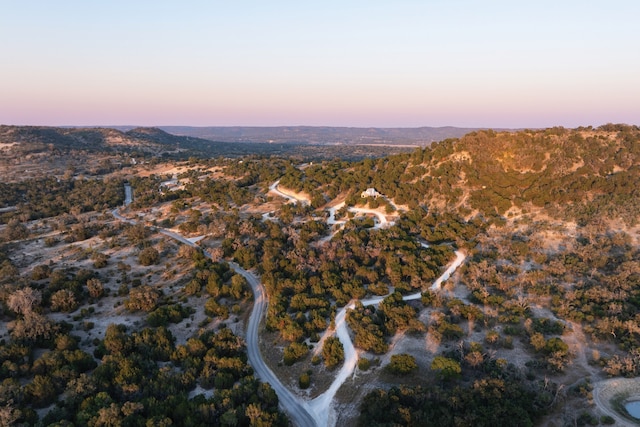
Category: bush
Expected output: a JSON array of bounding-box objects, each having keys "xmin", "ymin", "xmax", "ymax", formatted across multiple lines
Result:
[
  {"xmin": 430, "ymin": 356, "xmax": 461, "ymax": 380},
  {"xmin": 86, "ymin": 278, "xmax": 104, "ymax": 299},
  {"xmin": 322, "ymin": 337, "xmax": 345, "ymax": 368},
  {"xmin": 204, "ymin": 298, "xmax": 229, "ymax": 319},
  {"xmin": 600, "ymin": 415, "xmax": 615, "ymax": 425},
  {"xmin": 125, "ymin": 285, "xmax": 160, "ymax": 312},
  {"xmin": 147, "ymin": 304, "xmax": 193, "ymax": 327},
  {"xmin": 438, "ymin": 322, "xmax": 464, "ymax": 340},
  {"xmin": 358, "ymin": 357, "xmax": 371, "ymax": 371},
  {"xmin": 31, "ymin": 264, "xmax": 51, "ymax": 281},
  {"xmin": 50, "ymin": 289, "xmax": 79, "ymax": 312},
  {"xmin": 184, "ymin": 279, "xmax": 202, "ymax": 296},
  {"xmin": 387, "ymin": 354, "xmax": 418, "ymax": 375},
  {"xmin": 44, "ymin": 237, "xmax": 58, "ymax": 247},
  {"xmin": 118, "ymin": 283, "xmax": 129, "ymax": 296},
  {"xmin": 138, "ymin": 247, "xmax": 160, "ymax": 266},
  {"xmin": 283, "ymin": 342, "xmax": 309, "ymax": 366},
  {"xmin": 92, "ymin": 252, "xmax": 109, "ymax": 268},
  {"xmin": 299, "ymin": 372, "xmax": 311, "ymax": 389}
]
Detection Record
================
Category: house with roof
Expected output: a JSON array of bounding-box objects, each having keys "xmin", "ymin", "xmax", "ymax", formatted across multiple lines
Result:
[{"xmin": 361, "ymin": 188, "xmax": 381, "ymax": 199}]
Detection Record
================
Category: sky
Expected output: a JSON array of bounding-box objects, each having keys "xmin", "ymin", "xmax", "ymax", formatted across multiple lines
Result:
[{"xmin": 1, "ymin": 1, "xmax": 639, "ymax": 128}]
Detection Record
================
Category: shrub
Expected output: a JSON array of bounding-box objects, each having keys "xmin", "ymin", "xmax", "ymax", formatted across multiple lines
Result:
[
  {"xmin": 86, "ymin": 278, "xmax": 104, "ymax": 299},
  {"xmin": 44, "ymin": 237, "xmax": 58, "ymax": 247},
  {"xmin": 387, "ymin": 354, "xmax": 418, "ymax": 375},
  {"xmin": 322, "ymin": 337, "xmax": 345, "ymax": 368},
  {"xmin": 184, "ymin": 279, "xmax": 202, "ymax": 295},
  {"xmin": 358, "ymin": 357, "xmax": 371, "ymax": 371},
  {"xmin": 92, "ymin": 253, "xmax": 109, "ymax": 268},
  {"xmin": 204, "ymin": 298, "xmax": 229, "ymax": 319},
  {"xmin": 600, "ymin": 415, "xmax": 615, "ymax": 425},
  {"xmin": 299, "ymin": 372, "xmax": 311, "ymax": 389},
  {"xmin": 50, "ymin": 289, "xmax": 79, "ymax": 312},
  {"xmin": 283, "ymin": 342, "xmax": 309, "ymax": 366},
  {"xmin": 430, "ymin": 356, "xmax": 461, "ymax": 380},
  {"xmin": 118, "ymin": 283, "xmax": 129, "ymax": 296},
  {"xmin": 138, "ymin": 247, "xmax": 159, "ymax": 266},
  {"xmin": 31, "ymin": 264, "xmax": 51, "ymax": 281},
  {"xmin": 125, "ymin": 285, "xmax": 160, "ymax": 312}
]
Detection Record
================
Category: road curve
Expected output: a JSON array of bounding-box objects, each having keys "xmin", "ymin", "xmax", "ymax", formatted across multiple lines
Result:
[
  {"xmin": 229, "ymin": 263, "xmax": 317, "ymax": 427},
  {"xmin": 112, "ymin": 202, "xmax": 316, "ymax": 426},
  {"xmin": 592, "ymin": 378, "xmax": 639, "ymax": 427},
  {"xmin": 309, "ymin": 250, "xmax": 466, "ymax": 426},
  {"xmin": 269, "ymin": 180, "xmax": 310, "ymax": 205}
]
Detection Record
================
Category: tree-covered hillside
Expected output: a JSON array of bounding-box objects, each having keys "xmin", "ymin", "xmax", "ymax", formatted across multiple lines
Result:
[{"xmin": 279, "ymin": 124, "xmax": 640, "ymax": 226}]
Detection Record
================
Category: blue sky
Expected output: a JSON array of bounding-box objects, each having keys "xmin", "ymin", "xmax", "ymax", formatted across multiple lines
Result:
[{"xmin": 1, "ymin": 1, "xmax": 638, "ymax": 127}]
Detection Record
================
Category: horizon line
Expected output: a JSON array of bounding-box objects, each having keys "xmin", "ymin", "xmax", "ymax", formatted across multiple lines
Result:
[{"xmin": 3, "ymin": 123, "xmax": 636, "ymax": 130}]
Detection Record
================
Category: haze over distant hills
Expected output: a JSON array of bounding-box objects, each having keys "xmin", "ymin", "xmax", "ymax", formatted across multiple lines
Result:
[
  {"xmin": 156, "ymin": 126, "xmax": 491, "ymax": 145},
  {"xmin": 0, "ymin": 125, "xmax": 436, "ymax": 161},
  {"xmin": 3, "ymin": 124, "xmax": 497, "ymax": 150}
]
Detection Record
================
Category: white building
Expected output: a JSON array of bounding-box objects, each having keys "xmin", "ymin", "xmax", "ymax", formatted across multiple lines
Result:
[{"xmin": 361, "ymin": 188, "xmax": 381, "ymax": 198}]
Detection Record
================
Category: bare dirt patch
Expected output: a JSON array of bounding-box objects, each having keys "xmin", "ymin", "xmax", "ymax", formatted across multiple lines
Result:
[{"xmin": 258, "ymin": 330, "xmax": 337, "ymax": 400}]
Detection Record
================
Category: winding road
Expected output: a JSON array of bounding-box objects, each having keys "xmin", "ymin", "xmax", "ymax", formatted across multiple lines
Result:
[
  {"xmin": 113, "ymin": 185, "xmax": 317, "ymax": 426},
  {"xmin": 114, "ymin": 181, "xmax": 466, "ymax": 427},
  {"xmin": 269, "ymin": 180, "xmax": 310, "ymax": 205},
  {"xmin": 231, "ymin": 262, "xmax": 317, "ymax": 427},
  {"xmin": 270, "ymin": 181, "xmax": 465, "ymax": 426},
  {"xmin": 309, "ymin": 249, "xmax": 466, "ymax": 426}
]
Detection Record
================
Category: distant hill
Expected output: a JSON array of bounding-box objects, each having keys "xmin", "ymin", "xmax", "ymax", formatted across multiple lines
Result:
[
  {"xmin": 159, "ymin": 126, "xmax": 494, "ymax": 146},
  {"xmin": 2, "ymin": 125, "xmax": 497, "ymax": 161},
  {"xmin": 0, "ymin": 125, "xmax": 212, "ymax": 155}
]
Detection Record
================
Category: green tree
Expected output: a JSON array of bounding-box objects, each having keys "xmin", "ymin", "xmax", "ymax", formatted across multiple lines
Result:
[
  {"xmin": 299, "ymin": 372, "xmax": 311, "ymax": 389},
  {"xmin": 322, "ymin": 337, "xmax": 345, "ymax": 369},
  {"xmin": 430, "ymin": 356, "xmax": 461, "ymax": 381},
  {"xmin": 387, "ymin": 353, "xmax": 417, "ymax": 375},
  {"xmin": 283, "ymin": 342, "xmax": 309, "ymax": 366},
  {"xmin": 138, "ymin": 246, "xmax": 159, "ymax": 266},
  {"xmin": 125, "ymin": 285, "xmax": 159, "ymax": 312}
]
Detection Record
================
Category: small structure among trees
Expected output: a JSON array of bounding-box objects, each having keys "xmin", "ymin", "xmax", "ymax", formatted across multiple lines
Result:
[{"xmin": 361, "ymin": 188, "xmax": 381, "ymax": 198}]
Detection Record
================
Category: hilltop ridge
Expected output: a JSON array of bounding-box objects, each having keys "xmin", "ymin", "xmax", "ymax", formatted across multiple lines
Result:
[{"xmin": 0, "ymin": 125, "xmax": 209, "ymax": 155}]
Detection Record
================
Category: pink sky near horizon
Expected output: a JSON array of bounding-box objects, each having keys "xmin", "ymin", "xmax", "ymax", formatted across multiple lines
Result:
[{"xmin": 1, "ymin": 1, "xmax": 638, "ymax": 129}]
